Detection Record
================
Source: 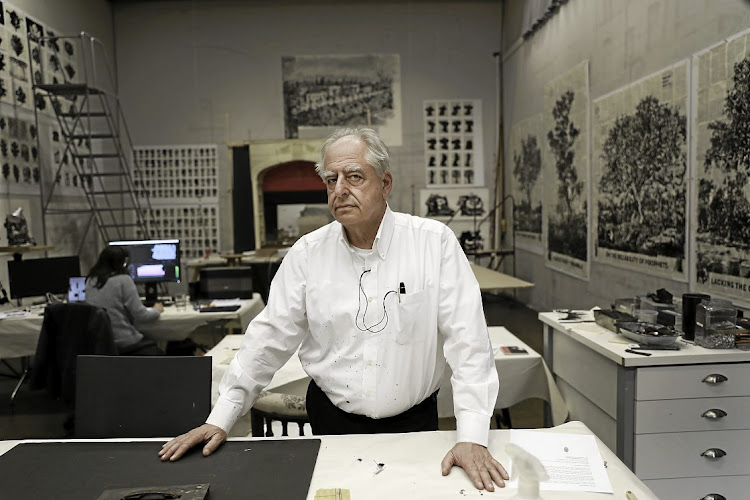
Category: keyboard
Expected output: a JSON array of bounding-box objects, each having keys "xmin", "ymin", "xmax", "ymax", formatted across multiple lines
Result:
[{"xmin": 199, "ymin": 305, "xmax": 241, "ymax": 313}]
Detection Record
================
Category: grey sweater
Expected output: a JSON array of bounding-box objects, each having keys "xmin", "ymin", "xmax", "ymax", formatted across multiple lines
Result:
[{"xmin": 85, "ymin": 274, "xmax": 161, "ymax": 349}]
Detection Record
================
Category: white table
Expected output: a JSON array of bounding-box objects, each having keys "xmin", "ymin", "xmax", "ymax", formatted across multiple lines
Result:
[
  {"xmin": 540, "ymin": 311, "xmax": 750, "ymax": 500},
  {"xmin": 0, "ymin": 421, "xmax": 658, "ymax": 499},
  {"xmin": 208, "ymin": 326, "xmax": 567, "ymax": 436},
  {"xmin": 0, "ymin": 294, "xmax": 265, "ymax": 359},
  {"xmin": 470, "ymin": 263, "xmax": 534, "ymax": 291}
]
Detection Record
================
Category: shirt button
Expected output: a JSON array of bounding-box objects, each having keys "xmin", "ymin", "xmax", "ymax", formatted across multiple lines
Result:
[
  {"xmin": 366, "ymin": 360, "xmax": 373, "ymax": 366},
  {"xmin": 365, "ymin": 391, "xmax": 373, "ymax": 397},
  {"xmin": 367, "ymin": 297, "xmax": 374, "ymax": 303}
]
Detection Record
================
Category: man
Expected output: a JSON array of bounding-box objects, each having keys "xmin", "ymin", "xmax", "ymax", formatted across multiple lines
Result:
[{"xmin": 159, "ymin": 126, "xmax": 508, "ymax": 491}]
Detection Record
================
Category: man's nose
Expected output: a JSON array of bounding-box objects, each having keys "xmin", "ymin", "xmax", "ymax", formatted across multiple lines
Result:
[{"xmin": 333, "ymin": 177, "xmax": 349, "ymax": 196}]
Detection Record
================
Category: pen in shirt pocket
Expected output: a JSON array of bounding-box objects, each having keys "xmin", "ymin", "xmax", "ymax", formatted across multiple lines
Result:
[{"xmin": 398, "ymin": 281, "xmax": 406, "ymax": 302}]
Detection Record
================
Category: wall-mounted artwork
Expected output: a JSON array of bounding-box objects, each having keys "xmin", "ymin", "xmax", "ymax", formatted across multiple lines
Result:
[
  {"xmin": 282, "ymin": 54, "xmax": 402, "ymax": 146},
  {"xmin": 423, "ymin": 98, "xmax": 483, "ymax": 187},
  {"xmin": 509, "ymin": 113, "xmax": 543, "ymax": 254},
  {"xmin": 419, "ymin": 187, "xmax": 490, "ymax": 254},
  {"xmin": 592, "ymin": 60, "xmax": 688, "ymax": 280},
  {"xmin": 542, "ymin": 61, "xmax": 589, "ymax": 280},
  {"xmin": 693, "ymin": 28, "xmax": 750, "ymax": 305}
]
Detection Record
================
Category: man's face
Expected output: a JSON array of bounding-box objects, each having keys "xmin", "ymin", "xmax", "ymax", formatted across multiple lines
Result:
[{"xmin": 321, "ymin": 135, "xmax": 392, "ymax": 231}]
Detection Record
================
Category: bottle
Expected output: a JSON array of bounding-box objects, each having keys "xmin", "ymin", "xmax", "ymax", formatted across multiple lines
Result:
[{"xmin": 695, "ymin": 299, "xmax": 737, "ymax": 349}]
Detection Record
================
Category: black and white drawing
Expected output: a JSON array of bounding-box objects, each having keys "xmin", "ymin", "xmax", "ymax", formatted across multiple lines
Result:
[
  {"xmin": 543, "ymin": 61, "xmax": 589, "ymax": 279},
  {"xmin": 282, "ymin": 54, "xmax": 402, "ymax": 146},
  {"xmin": 423, "ymin": 99, "xmax": 483, "ymax": 186},
  {"xmin": 509, "ymin": 114, "xmax": 544, "ymax": 253},
  {"xmin": 592, "ymin": 61, "xmax": 688, "ymax": 280},
  {"xmin": 694, "ymin": 29, "xmax": 750, "ymax": 304},
  {"xmin": 133, "ymin": 145, "xmax": 221, "ymax": 259},
  {"xmin": 419, "ymin": 187, "xmax": 490, "ymax": 253}
]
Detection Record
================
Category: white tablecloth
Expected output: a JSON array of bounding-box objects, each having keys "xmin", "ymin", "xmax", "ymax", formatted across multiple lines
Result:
[
  {"xmin": 0, "ymin": 294, "xmax": 265, "ymax": 359},
  {"xmin": 207, "ymin": 326, "xmax": 568, "ymax": 436}
]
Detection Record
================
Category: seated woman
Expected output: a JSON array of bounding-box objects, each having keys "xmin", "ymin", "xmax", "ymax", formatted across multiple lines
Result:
[{"xmin": 85, "ymin": 246, "xmax": 165, "ymax": 355}]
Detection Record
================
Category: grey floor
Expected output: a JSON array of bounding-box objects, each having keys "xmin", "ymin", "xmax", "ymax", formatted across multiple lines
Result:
[{"xmin": 0, "ymin": 293, "xmax": 543, "ymax": 440}]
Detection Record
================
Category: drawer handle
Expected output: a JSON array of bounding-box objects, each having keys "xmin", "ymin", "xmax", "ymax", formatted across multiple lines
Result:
[
  {"xmin": 700, "ymin": 448, "xmax": 727, "ymax": 459},
  {"xmin": 701, "ymin": 409, "xmax": 728, "ymax": 420},
  {"xmin": 700, "ymin": 495, "xmax": 726, "ymax": 500},
  {"xmin": 702, "ymin": 374, "xmax": 728, "ymax": 385}
]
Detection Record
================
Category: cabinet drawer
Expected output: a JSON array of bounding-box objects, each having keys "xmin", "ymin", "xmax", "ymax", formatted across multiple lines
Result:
[
  {"xmin": 645, "ymin": 475, "xmax": 750, "ymax": 500},
  {"xmin": 636, "ymin": 363, "xmax": 750, "ymax": 400},
  {"xmin": 634, "ymin": 429, "xmax": 750, "ymax": 479},
  {"xmin": 635, "ymin": 396, "xmax": 750, "ymax": 434}
]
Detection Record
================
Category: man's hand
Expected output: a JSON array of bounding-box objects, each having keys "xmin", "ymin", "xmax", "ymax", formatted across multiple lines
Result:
[
  {"xmin": 441, "ymin": 442, "xmax": 509, "ymax": 492},
  {"xmin": 158, "ymin": 423, "xmax": 227, "ymax": 462}
]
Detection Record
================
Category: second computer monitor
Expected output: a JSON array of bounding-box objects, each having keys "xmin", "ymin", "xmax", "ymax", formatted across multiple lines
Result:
[{"xmin": 108, "ymin": 239, "xmax": 180, "ymax": 304}]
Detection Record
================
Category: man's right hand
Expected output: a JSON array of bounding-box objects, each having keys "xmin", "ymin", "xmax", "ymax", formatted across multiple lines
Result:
[{"xmin": 158, "ymin": 423, "xmax": 227, "ymax": 461}]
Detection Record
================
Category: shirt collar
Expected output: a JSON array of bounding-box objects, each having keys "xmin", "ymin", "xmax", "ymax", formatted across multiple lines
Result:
[{"xmin": 339, "ymin": 204, "xmax": 395, "ymax": 261}]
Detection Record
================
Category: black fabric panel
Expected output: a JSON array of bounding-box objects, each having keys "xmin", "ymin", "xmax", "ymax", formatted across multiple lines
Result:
[{"xmin": 0, "ymin": 440, "xmax": 321, "ymax": 499}]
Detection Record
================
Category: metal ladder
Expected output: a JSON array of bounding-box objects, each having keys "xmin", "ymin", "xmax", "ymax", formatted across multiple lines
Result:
[{"xmin": 30, "ymin": 32, "xmax": 157, "ymax": 249}]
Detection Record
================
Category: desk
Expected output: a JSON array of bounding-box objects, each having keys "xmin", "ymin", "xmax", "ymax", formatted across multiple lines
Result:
[
  {"xmin": 0, "ymin": 421, "xmax": 658, "ymax": 499},
  {"xmin": 207, "ymin": 326, "xmax": 567, "ymax": 436},
  {"xmin": 540, "ymin": 311, "xmax": 750, "ymax": 500},
  {"xmin": 470, "ymin": 263, "xmax": 534, "ymax": 291},
  {"xmin": 0, "ymin": 294, "xmax": 265, "ymax": 359}
]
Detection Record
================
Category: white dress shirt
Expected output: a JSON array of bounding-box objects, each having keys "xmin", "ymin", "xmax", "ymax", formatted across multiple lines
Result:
[{"xmin": 208, "ymin": 206, "xmax": 499, "ymax": 446}]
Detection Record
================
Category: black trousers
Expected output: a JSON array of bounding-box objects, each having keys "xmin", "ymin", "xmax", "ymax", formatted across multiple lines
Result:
[{"xmin": 306, "ymin": 380, "xmax": 439, "ymax": 435}]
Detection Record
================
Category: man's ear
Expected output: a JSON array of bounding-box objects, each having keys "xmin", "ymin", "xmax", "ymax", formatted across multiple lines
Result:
[{"xmin": 382, "ymin": 172, "xmax": 393, "ymax": 198}]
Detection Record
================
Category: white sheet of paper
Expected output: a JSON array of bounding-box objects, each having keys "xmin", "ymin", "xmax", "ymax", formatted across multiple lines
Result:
[
  {"xmin": 509, "ymin": 430, "xmax": 613, "ymax": 493},
  {"xmin": 209, "ymin": 298, "xmax": 244, "ymax": 307}
]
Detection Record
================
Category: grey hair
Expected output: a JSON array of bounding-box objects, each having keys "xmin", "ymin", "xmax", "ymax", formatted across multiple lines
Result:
[{"xmin": 316, "ymin": 126, "xmax": 391, "ymax": 179}]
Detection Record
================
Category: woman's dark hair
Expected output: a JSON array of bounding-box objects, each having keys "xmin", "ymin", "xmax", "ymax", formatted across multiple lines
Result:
[{"xmin": 87, "ymin": 246, "xmax": 129, "ymax": 289}]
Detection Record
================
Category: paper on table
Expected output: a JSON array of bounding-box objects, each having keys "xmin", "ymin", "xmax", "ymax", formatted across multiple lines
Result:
[
  {"xmin": 209, "ymin": 298, "xmax": 243, "ymax": 307},
  {"xmin": 0, "ymin": 310, "xmax": 30, "ymax": 319},
  {"xmin": 508, "ymin": 430, "xmax": 613, "ymax": 493}
]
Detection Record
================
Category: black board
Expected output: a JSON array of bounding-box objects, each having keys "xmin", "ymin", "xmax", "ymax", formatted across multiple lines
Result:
[{"xmin": 0, "ymin": 439, "xmax": 321, "ymax": 499}]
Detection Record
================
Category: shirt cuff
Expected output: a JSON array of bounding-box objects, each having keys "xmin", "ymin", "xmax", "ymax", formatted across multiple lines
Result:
[
  {"xmin": 455, "ymin": 410, "xmax": 491, "ymax": 447},
  {"xmin": 206, "ymin": 396, "xmax": 243, "ymax": 434}
]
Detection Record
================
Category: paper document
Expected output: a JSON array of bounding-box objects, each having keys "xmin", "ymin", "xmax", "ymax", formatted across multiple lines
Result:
[
  {"xmin": 0, "ymin": 310, "xmax": 30, "ymax": 319},
  {"xmin": 509, "ymin": 430, "xmax": 613, "ymax": 493},
  {"xmin": 209, "ymin": 298, "xmax": 243, "ymax": 307}
]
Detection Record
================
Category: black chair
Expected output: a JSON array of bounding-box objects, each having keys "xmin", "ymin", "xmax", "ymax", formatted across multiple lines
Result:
[
  {"xmin": 29, "ymin": 303, "xmax": 117, "ymax": 407},
  {"xmin": 75, "ymin": 355, "xmax": 211, "ymax": 438}
]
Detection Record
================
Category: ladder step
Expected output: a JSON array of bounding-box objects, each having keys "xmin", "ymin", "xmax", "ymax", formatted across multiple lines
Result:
[
  {"xmin": 60, "ymin": 111, "xmax": 107, "ymax": 117},
  {"xmin": 73, "ymin": 153, "xmax": 120, "ymax": 158},
  {"xmin": 36, "ymin": 83, "xmax": 104, "ymax": 96},
  {"xmin": 84, "ymin": 172, "xmax": 127, "ymax": 177},
  {"xmin": 91, "ymin": 190, "xmax": 133, "ymax": 195},
  {"xmin": 100, "ymin": 223, "xmax": 141, "ymax": 228},
  {"xmin": 68, "ymin": 133, "xmax": 115, "ymax": 139}
]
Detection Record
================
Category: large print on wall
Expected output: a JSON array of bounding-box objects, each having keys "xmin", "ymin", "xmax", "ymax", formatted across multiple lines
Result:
[
  {"xmin": 694, "ymin": 28, "xmax": 750, "ymax": 305},
  {"xmin": 543, "ymin": 61, "xmax": 589, "ymax": 279},
  {"xmin": 282, "ymin": 54, "xmax": 402, "ymax": 146},
  {"xmin": 592, "ymin": 61, "xmax": 688, "ymax": 280},
  {"xmin": 509, "ymin": 113, "xmax": 543, "ymax": 253}
]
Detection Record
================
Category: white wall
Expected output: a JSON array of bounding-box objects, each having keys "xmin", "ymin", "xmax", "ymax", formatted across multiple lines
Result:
[
  {"xmin": 502, "ymin": 0, "xmax": 750, "ymax": 312},
  {"xmin": 111, "ymin": 0, "xmax": 503, "ymax": 250}
]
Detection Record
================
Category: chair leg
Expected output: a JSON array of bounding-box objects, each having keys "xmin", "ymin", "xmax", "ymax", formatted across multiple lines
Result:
[
  {"xmin": 264, "ymin": 416, "xmax": 274, "ymax": 437},
  {"xmin": 250, "ymin": 409, "xmax": 265, "ymax": 437},
  {"xmin": 298, "ymin": 422, "xmax": 305, "ymax": 436},
  {"xmin": 281, "ymin": 421, "xmax": 288, "ymax": 436}
]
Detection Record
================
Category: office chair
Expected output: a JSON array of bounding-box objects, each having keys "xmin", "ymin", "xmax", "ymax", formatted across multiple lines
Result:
[
  {"xmin": 251, "ymin": 390, "xmax": 309, "ymax": 437},
  {"xmin": 75, "ymin": 355, "xmax": 212, "ymax": 438},
  {"xmin": 29, "ymin": 303, "xmax": 118, "ymax": 406}
]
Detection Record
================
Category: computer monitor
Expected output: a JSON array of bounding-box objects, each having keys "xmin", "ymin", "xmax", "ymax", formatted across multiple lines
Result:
[
  {"xmin": 8, "ymin": 256, "xmax": 81, "ymax": 301},
  {"xmin": 108, "ymin": 239, "xmax": 180, "ymax": 305}
]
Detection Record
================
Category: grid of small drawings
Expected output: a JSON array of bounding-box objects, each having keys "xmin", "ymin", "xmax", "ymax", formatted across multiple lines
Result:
[
  {"xmin": 423, "ymin": 99, "xmax": 482, "ymax": 186},
  {"xmin": 132, "ymin": 145, "xmax": 220, "ymax": 259}
]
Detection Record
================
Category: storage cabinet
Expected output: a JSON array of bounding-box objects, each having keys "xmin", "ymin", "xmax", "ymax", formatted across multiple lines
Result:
[{"xmin": 539, "ymin": 313, "xmax": 750, "ymax": 500}]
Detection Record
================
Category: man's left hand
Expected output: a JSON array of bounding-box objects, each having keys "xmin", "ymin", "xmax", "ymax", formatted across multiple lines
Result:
[{"xmin": 441, "ymin": 442, "xmax": 509, "ymax": 491}]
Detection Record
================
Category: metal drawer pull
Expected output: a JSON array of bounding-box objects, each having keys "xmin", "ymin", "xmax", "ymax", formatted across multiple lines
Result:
[
  {"xmin": 700, "ymin": 448, "xmax": 727, "ymax": 459},
  {"xmin": 701, "ymin": 409, "xmax": 727, "ymax": 420},
  {"xmin": 700, "ymin": 495, "xmax": 726, "ymax": 500},
  {"xmin": 701, "ymin": 374, "xmax": 728, "ymax": 384}
]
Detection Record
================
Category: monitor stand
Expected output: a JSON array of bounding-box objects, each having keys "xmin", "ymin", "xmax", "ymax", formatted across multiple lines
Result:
[{"xmin": 144, "ymin": 283, "xmax": 159, "ymax": 307}]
